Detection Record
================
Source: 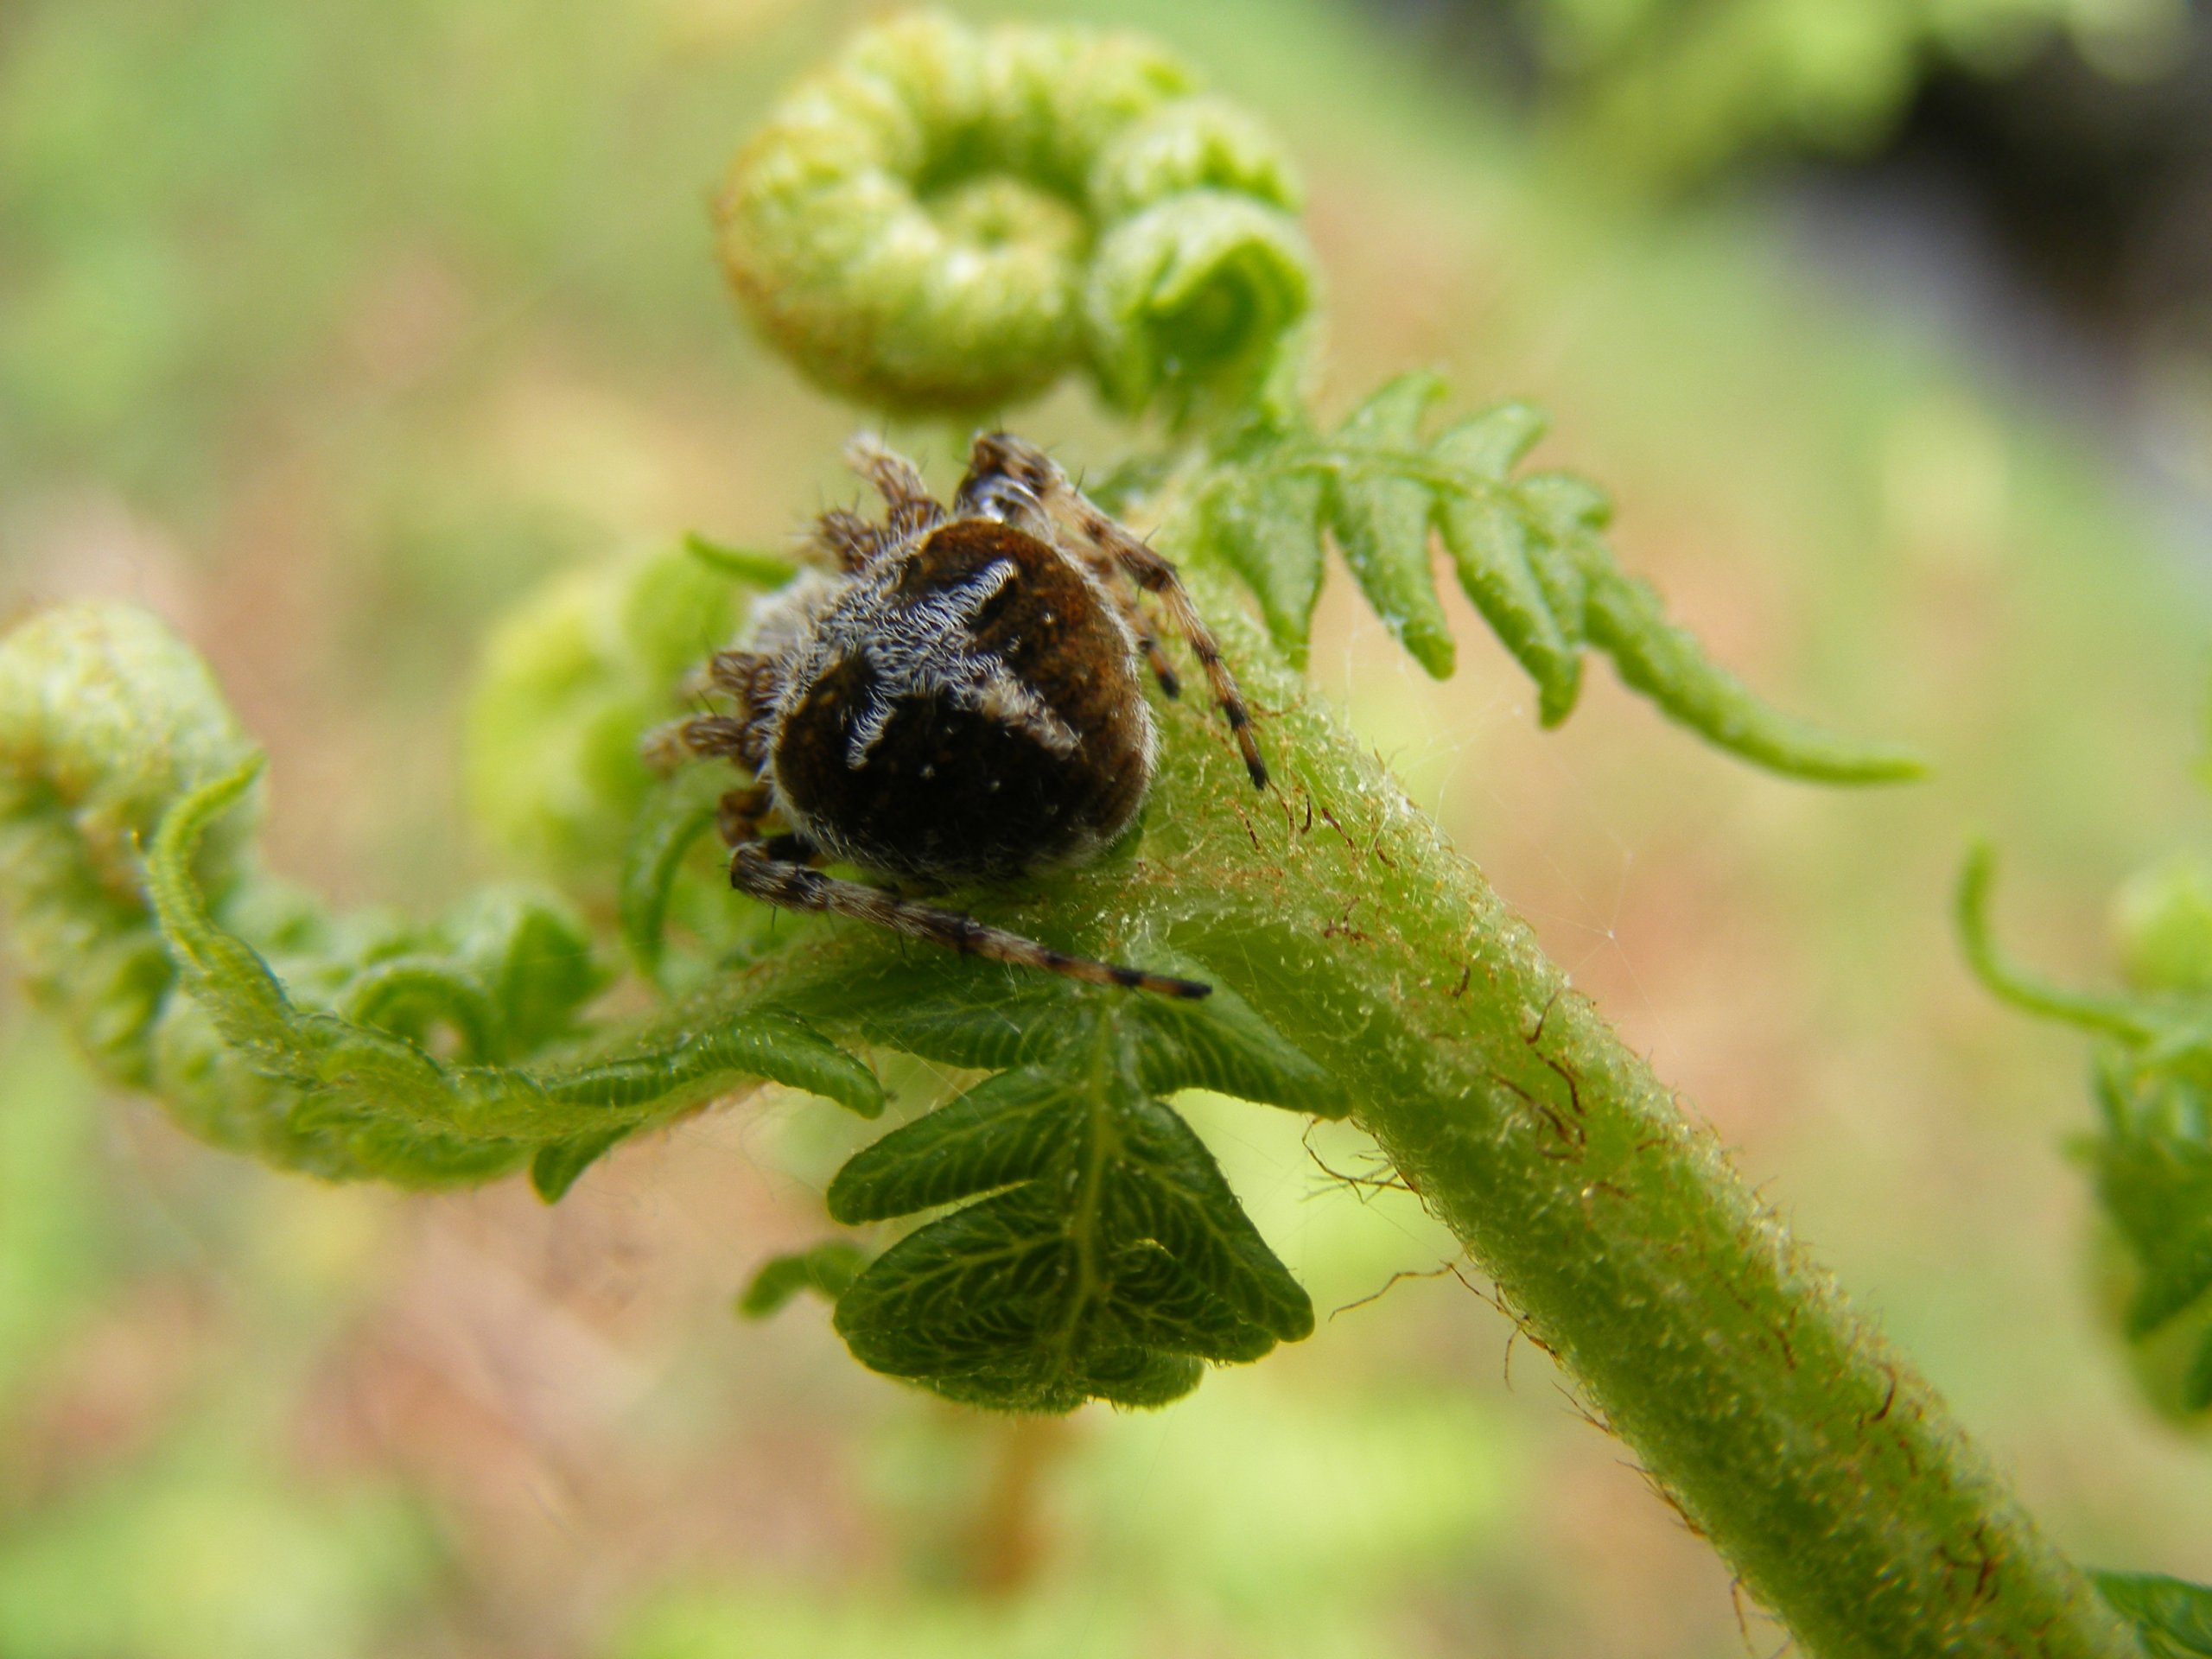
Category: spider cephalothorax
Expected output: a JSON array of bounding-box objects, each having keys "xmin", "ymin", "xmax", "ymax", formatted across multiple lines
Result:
[{"xmin": 656, "ymin": 432, "xmax": 1267, "ymax": 999}]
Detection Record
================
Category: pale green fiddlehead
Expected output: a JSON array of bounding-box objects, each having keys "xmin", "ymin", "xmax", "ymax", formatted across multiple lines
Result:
[
  {"xmin": 464, "ymin": 541, "xmax": 755, "ymax": 896},
  {"xmin": 714, "ymin": 11, "xmax": 1316, "ymax": 423},
  {"xmin": 0, "ymin": 603, "xmax": 258, "ymax": 1092},
  {"xmin": 0, "ymin": 600, "xmax": 879, "ymax": 1193}
]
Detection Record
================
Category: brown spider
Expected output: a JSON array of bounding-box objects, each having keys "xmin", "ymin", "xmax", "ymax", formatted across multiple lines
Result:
[{"xmin": 652, "ymin": 432, "xmax": 1267, "ymax": 999}]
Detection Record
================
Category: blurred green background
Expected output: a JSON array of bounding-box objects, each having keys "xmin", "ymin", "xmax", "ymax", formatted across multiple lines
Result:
[{"xmin": 6, "ymin": 0, "xmax": 2212, "ymax": 1653}]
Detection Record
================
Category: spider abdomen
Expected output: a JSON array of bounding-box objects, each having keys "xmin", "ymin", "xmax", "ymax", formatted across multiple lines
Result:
[{"xmin": 770, "ymin": 520, "xmax": 1155, "ymax": 884}]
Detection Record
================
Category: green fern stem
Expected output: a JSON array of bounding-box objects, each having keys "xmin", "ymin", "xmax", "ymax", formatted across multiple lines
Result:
[{"xmin": 1004, "ymin": 565, "xmax": 2133, "ymax": 1658}]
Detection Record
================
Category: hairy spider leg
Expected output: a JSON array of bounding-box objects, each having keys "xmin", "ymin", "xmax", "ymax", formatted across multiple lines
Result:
[
  {"xmin": 728, "ymin": 842, "xmax": 1211, "ymax": 999},
  {"xmin": 946, "ymin": 447, "xmax": 1181, "ymax": 700},
  {"xmin": 715, "ymin": 781, "xmax": 774, "ymax": 846},
  {"xmin": 810, "ymin": 435, "xmax": 950, "ymax": 571},
  {"xmin": 645, "ymin": 714, "xmax": 745, "ymax": 773},
  {"xmin": 1098, "ymin": 532, "xmax": 1267, "ymax": 789},
  {"xmin": 644, "ymin": 655, "xmax": 779, "ymax": 790},
  {"xmin": 962, "ymin": 433, "xmax": 1268, "ymax": 789},
  {"xmin": 805, "ymin": 506, "xmax": 879, "ymax": 572},
  {"xmin": 845, "ymin": 434, "xmax": 940, "ymax": 517},
  {"xmin": 1100, "ymin": 579, "xmax": 1182, "ymax": 700},
  {"xmin": 642, "ymin": 648, "xmax": 781, "ymax": 779}
]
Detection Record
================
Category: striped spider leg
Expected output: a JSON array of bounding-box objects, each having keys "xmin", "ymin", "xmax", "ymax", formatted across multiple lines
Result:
[{"xmin": 955, "ymin": 431, "xmax": 1270, "ymax": 791}]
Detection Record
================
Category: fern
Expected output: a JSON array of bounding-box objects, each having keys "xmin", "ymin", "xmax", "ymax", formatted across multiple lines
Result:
[
  {"xmin": 826, "ymin": 1061, "xmax": 1311, "ymax": 1411},
  {"xmin": 803, "ymin": 957, "xmax": 1342, "ymax": 1410},
  {"xmin": 104, "ymin": 735, "xmax": 878, "ymax": 1191},
  {"xmin": 2097, "ymin": 1572, "xmax": 2212, "ymax": 1659},
  {"xmin": 628, "ymin": 836, "xmax": 1348, "ymax": 1409},
  {"xmin": 0, "ymin": 14, "xmax": 2156, "ymax": 1656},
  {"xmin": 738, "ymin": 1242, "xmax": 873, "ymax": 1318},
  {"xmin": 1192, "ymin": 371, "xmax": 1924, "ymax": 783},
  {"xmin": 1961, "ymin": 843, "xmax": 2212, "ymax": 1412}
]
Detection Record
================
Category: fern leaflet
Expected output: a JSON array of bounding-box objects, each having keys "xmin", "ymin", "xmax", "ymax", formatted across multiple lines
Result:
[{"xmin": 1192, "ymin": 372, "xmax": 1924, "ymax": 784}]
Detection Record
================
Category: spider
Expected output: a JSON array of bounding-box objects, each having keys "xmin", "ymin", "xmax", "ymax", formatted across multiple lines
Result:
[{"xmin": 652, "ymin": 431, "xmax": 1268, "ymax": 1000}]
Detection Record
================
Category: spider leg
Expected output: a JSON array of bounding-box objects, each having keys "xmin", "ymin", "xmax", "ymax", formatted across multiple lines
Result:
[
  {"xmin": 1099, "ymin": 577, "xmax": 1181, "ymax": 700},
  {"xmin": 806, "ymin": 506, "xmax": 879, "ymax": 573},
  {"xmin": 644, "ymin": 715, "xmax": 747, "ymax": 773},
  {"xmin": 728, "ymin": 842, "xmax": 1211, "ymax": 999},
  {"xmin": 845, "ymin": 434, "xmax": 941, "ymax": 513},
  {"xmin": 964, "ymin": 432, "xmax": 1267, "ymax": 789},
  {"xmin": 1084, "ymin": 532, "xmax": 1265, "ymax": 791},
  {"xmin": 1103, "ymin": 537, "xmax": 1266, "ymax": 789},
  {"xmin": 642, "ymin": 649, "xmax": 781, "ymax": 775},
  {"xmin": 840, "ymin": 435, "xmax": 949, "ymax": 557},
  {"xmin": 715, "ymin": 782, "xmax": 774, "ymax": 848}
]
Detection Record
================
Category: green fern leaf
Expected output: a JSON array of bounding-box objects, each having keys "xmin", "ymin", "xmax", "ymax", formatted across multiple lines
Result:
[
  {"xmin": 1577, "ymin": 556, "xmax": 1921, "ymax": 783},
  {"xmin": 2095, "ymin": 1082, "xmax": 2212, "ymax": 1343},
  {"xmin": 530, "ymin": 1129, "xmax": 632, "ymax": 1201},
  {"xmin": 145, "ymin": 761, "xmax": 883, "ymax": 1186},
  {"xmin": 1186, "ymin": 376, "xmax": 1924, "ymax": 785},
  {"xmin": 827, "ymin": 1068, "xmax": 1078, "ymax": 1223},
  {"xmin": 739, "ymin": 1241, "xmax": 872, "ymax": 1318},
  {"xmin": 767, "ymin": 942, "xmax": 1349, "ymax": 1116},
  {"xmin": 1961, "ymin": 848, "xmax": 2212, "ymax": 1413},
  {"xmin": 749, "ymin": 931, "xmax": 1342, "ymax": 1409},
  {"xmin": 828, "ymin": 1062, "xmax": 1309, "ymax": 1412},
  {"xmin": 1433, "ymin": 410, "xmax": 1583, "ymax": 724},
  {"xmin": 1320, "ymin": 372, "xmax": 1458, "ymax": 678},
  {"xmin": 620, "ymin": 766, "xmax": 729, "ymax": 988},
  {"xmin": 1197, "ymin": 459, "xmax": 1325, "ymax": 668},
  {"xmin": 2097, "ymin": 1572, "xmax": 2212, "ymax": 1658},
  {"xmin": 683, "ymin": 533, "xmax": 799, "ymax": 589},
  {"xmin": 1433, "ymin": 397, "xmax": 1548, "ymax": 478}
]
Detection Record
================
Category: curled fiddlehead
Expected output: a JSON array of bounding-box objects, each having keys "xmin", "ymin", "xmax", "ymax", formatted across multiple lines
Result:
[
  {"xmin": 464, "ymin": 539, "xmax": 758, "ymax": 895},
  {"xmin": 714, "ymin": 11, "xmax": 1318, "ymax": 423},
  {"xmin": 0, "ymin": 602, "xmax": 260, "ymax": 1093},
  {"xmin": 0, "ymin": 602, "xmax": 879, "ymax": 1193}
]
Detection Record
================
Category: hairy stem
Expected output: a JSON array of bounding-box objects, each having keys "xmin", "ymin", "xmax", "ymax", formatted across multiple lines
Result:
[{"xmin": 1063, "ymin": 569, "xmax": 2135, "ymax": 1658}]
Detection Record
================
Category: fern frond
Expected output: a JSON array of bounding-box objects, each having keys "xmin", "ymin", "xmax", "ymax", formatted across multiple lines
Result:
[
  {"xmin": 739, "ymin": 1242, "xmax": 873, "ymax": 1318},
  {"xmin": 1191, "ymin": 374, "xmax": 1925, "ymax": 785},
  {"xmin": 142, "ymin": 758, "xmax": 881, "ymax": 1190},
  {"xmin": 745, "ymin": 944, "xmax": 1346, "ymax": 1412},
  {"xmin": 1961, "ymin": 846, "xmax": 2212, "ymax": 1412},
  {"xmin": 2096, "ymin": 1571, "xmax": 2212, "ymax": 1658}
]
